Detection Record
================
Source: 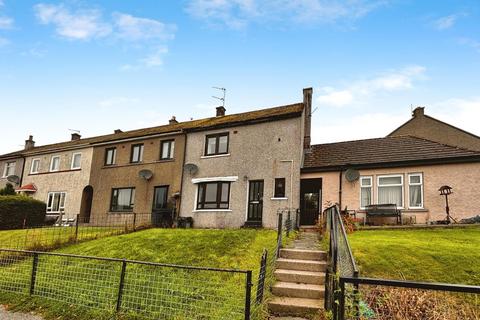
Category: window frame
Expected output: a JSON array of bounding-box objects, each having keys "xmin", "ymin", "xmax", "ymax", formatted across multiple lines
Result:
[
  {"xmin": 110, "ymin": 187, "xmax": 136, "ymax": 213},
  {"xmin": 377, "ymin": 174, "xmax": 404, "ymax": 208},
  {"xmin": 160, "ymin": 139, "xmax": 175, "ymax": 160},
  {"xmin": 196, "ymin": 182, "xmax": 231, "ymax": 210},
  {"xmin": 408, "ymin": 173, "xmax": 424, "ymax": 209},
  {"xmin": 130, "ymin": 144, "xmax": 144, "ymax": 163},
  {"xmin": 2, "ymin": 161, "xmax": 16, "ymax": 177},
  {"xmin": 49, "ymin": 156, "xmax": 61, "ymax": 172},
  {"xmin": 204, "ymin": 132, "xmax": 229, "ymax": 156},
  {"xmin": 359, "ymin": 176, "xmax": 373, "ymax": 209},
  {"xmin": 71, "ymin": 152, "xmax": 82, "ymax": 170},
  {"xmin": 104, "ymin": 147, "xmax": 117, "ymax": 166},
  {"xmin": 46, "ymin": 192, "xmax": 67, "ymax": 213},
  {"xmin": 273, "ymin": 178, "xmax": 286, "ymax": 198},
  {"xmin": 30, "ymin": 158, "xmax": 40, "ymax": 174}
]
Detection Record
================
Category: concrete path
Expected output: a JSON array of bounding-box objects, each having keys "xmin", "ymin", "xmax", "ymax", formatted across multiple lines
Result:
[
  {"xmin": 268, "ymin": 230, "xmax": 325, "ymax": 320},
  {"xmin": 0, "ymin": 306, "xmax": 43, "ymax": 320}
]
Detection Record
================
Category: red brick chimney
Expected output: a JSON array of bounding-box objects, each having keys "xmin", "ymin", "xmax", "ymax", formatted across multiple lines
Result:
[
  {"xmin": 169, "ymin": 116, "xmax": 178, "ymax": 124},
  {"xmin": 71, "ymin": 133, "xmax": 81, "ymax": 141}
]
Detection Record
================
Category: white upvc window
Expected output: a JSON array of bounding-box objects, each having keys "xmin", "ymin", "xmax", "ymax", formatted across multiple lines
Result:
[
  {"xmin": 377, "ymin": 174, "xmax": 404, "ymax": 208},
  {"xmin": 46, "ymin": 192, "xmax": 66, "ymax": 213},
  {"xmin": 408, "ymin": 173, "xmax": 424, "ymax": 209},
  {"xmin": 360, "ymin": 176, "xmax": 373, "ymax": 209},
  {"xmin": 71, "ymin": 152, "xmax": 82, "ymax": 170},
  {"xmin": 30, "ymin": 159, "xmax": 40, "ymax": 174},
  {"xmin": 2, "ymin": 161, "xmax": 16, "ymax": 177},
  {"xmin": 50, "ymin": 156, "xmax": 60, "ymax": 172}
]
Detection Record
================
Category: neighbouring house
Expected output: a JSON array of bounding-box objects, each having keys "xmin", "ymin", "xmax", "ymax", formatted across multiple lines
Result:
[
  {"xmin": 20, "ymin": 133, "xmax": 94, "ymax": 219},
  {"xmin": 0, "ymin": 135, "xmax": 33, "ymax": 189},
  {"xmin": 178, "ymin": 88, "xmax": 312, "ymax": 228},
  {"xmin": 87, "ymin": 124, "xmax": 186, "ymax": 225},
  {"xmin": 389, "ymin": 107, "xmax": 480, "ymax": 151},
  {"xmin": 301, "ymin": 135, "xmax": 480, "ymax": 224}
]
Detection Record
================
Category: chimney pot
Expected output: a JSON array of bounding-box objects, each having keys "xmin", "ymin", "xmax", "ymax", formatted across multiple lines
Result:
[
  {"xmin": 216, "ymin": 106, "xmax": 226, "ymax": 117},
  {"xmin": 412, "ymin": 107, "xmax": 425, "ymax": 117},
  {"xmin": 71, "ymin": 133, "xmax": 81, "ymax": 141},
  {"xmin": 114, "ymin": 129, "xmax": 123, "ymax": 134},
  {"xmin": 25, "ymin": 135, "xmax": 35, "ymax": 150},
  {"xmin": 169, "ymin": 116, "xmax": 178, "ymax": 124}
]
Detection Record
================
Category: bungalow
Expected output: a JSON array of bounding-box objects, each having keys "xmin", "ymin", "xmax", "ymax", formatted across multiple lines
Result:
[{"xmin": 300, "ymin": 109, "xmax": 480, "ymax": 225}]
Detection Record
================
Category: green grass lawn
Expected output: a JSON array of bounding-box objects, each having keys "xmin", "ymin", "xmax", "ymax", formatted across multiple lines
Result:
[
  {"xmin": 0, "ymin": 226, "xmax": 126, "ymax": 251},
  {"xmin": 0, "ymin": 228, "xmax": 279, "ymax": 320},
  {"xmin": 348, "ymin": 226, "xmax": 480, "ymax": 285}
]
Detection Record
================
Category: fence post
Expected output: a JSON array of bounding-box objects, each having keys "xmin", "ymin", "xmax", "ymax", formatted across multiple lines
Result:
[
  {"xmin": 75, "ymin": 214, "xmax": 80, "ymax": 242},
  {"xmin": 277, "ymin": 212, "xmax": 283, "ymax": 241},
  {"xmin": 29, "ymin": 253, "xmax": 39, "ymax": 295},
  {"xmin": 255, "ymin": 250, "xmax": 268, "ymax": 304},
  {"xmin": 286, "ymin": 210, "xmax": 291, "ymax": 238},
  {"xmin": 133, "ymin": 213, "xmax": 137, "ymax": 232},
  {"xmin": 116, "ymin": 259, "xmax": 127, "ymax": 312},
  {"xmin": 244, "ymin": 270, "xmax": 252, "ymax": 320},
  {"xmin": 338, "ymin": 278, "xmax": 346, "ymax": 320}
]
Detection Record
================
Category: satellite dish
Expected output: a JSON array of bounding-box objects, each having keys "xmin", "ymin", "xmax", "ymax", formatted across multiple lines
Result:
[
  {"xmin": 345, "ymin": 168, "xmax": 360, "ymax": 182},
  {"xmin": 6, "ymin": 175, "xmax": 20, "ymax": 185},
  {"xmin": 184, "ymin": 163, "xmax": 198, "ymax": 175},
  {"xmin": 138, "ymin": 169, "xmax": 153, "ymax": 181}
]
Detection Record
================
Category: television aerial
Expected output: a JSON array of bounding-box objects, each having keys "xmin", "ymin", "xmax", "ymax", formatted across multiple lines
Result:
[{"xmin": 212, "ymin": 86, "xmax": 226, "ymax": 108}]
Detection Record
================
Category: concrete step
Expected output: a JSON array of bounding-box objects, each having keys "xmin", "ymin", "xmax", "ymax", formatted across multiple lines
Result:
[
  {"xmin": 272, "ymin": 282, "xmax": 324, "ymax": 299},
  {"xmin": 268, "ymin": 297, "xmax": 323, "ymax": 317},
  {"xmin": 274, "ymin": 269, "xmax": 325, "ymax": 285},
  {"xmin": 280, "ymin": 249, "xmax": 326, "ymax": 261},
  {"xmin": 277, "ymin": 258, "xmax": 327, "ymax": 272}
]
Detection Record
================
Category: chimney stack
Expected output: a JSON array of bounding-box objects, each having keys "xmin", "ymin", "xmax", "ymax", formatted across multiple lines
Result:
[
  {"xmin": 25, "ymin": 135, "xmax": 35, "ymax": 150},
  {"xmin": 216, "ymin": 106, "xmax": 226, "ymax": 117},
  {"xmin": 114, "ymin": 129, "xmax": 123, "ymax": 134},
  {"xmin": 71, "ymin": 133, "xmax": 81, "ymax": 141},
  {"xmin": 169, "ymin": 116, "xmax": 178, "ymax": 124},
  {"xmin": 412, "ymin": 106, "xmax": 425, "ymax": 118},
  {"xmin": 303, "ymin": 87, "xmax": 313, "ymax": 150}
]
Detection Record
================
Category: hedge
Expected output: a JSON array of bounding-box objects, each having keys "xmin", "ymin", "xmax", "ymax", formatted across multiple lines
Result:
[{"xmin": 0, "ymin": 196, "xmax": 46, "ymax": 230}]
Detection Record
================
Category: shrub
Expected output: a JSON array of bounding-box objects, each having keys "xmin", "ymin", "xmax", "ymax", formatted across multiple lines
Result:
[
  {"xmin": 0, "ymin": 183, "xmax": 16, "ymax": 196},
  {"xmin": 0, "ymin": 196, "xmax": 46, "ymax": 230}
]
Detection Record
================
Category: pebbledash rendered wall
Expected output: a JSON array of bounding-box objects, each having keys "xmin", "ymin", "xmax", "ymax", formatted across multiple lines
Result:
[
  {"xmin": 180, "ymin": 116, "xmax": 303, "ymax": 229},
  {"xmin": 0, "ymin": 156, "xmax": 24, "ymax": 189},
  {"xmin": 301, "ymin": 161, "xmax": 480, "ymax": 224},
  {"xmin": 21, "ymin": 147, "xmax": 93, "ymax": 219}
]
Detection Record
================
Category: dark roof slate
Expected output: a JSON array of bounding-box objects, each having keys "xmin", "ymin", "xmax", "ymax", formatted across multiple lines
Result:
[
  {"xmin": 303, "ymin": 136, "xmax": 480, "ymax": 170},
  {"xmin": 1, "ymin": 103, "xmax": 303, "ymax": 158}
]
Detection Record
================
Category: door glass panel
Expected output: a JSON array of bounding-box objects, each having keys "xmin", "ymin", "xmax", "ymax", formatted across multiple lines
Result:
[
  {"xmin": 304, "ymin": 193, "xmax": 319, "ymax": 210},
  {"xmin": 153, "ymin": 187, "xmax": 168, "ymax": 210}
]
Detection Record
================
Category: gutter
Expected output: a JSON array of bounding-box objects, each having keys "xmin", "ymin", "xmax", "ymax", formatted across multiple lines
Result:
[{"xmin": 90, "ymin": 131, "xmax": 183, "ymax": 147}]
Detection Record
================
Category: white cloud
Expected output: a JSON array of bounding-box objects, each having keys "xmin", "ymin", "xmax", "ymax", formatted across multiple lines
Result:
[
  {"xmin": 98, "ymin": 96, "xmax": 140, "ymax": 108},
  {"xmin": 186, "ymin": 0, "xmax": 388, "ymax": 29},
  {"xmin": 433, "ymin": 13, "xmax": 465, "ymax": 30},
  {"xmin": 113, "ymin": 13, "xmax": 176, "ymax": 42},
  {"xmin": 458, "ymin": 37, "xmax": 480, "ymax": 53},
  {"xmin": 0, "ymin": 16, "xmax": 13, "ymax": 29},
  {"xmin": 34, "ymin": 3, "xmax": 111, "ymax": 40},
  {"xmin": 312, "ymin": 112, "xmax": 406, "ymax": 143},
  {"xmin": 316, "ymin": 65, "xmax": 426, "ymax": 107}
]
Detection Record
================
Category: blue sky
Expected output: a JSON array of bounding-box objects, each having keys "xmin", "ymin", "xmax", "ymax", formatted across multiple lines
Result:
[{"xmin": 1, "ymin": 0, "xmax": 480, "ymax": 153}]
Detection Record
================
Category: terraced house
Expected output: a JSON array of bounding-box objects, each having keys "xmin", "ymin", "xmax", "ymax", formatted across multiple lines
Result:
[{"xmin": 1, "ymin": 88, "xmax": 312, "ymax": 229}]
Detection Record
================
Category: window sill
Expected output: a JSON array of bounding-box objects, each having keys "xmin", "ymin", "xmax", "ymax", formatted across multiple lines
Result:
[
  {"xmin": 271, "ymin": 197, "xmax": 288, "ymax": 201},
  {"xmin": 29, "ymin": 168, "xmax": 81, "ymax": 176},
  {"xmin": 157, "ymin": 158, "xmax": 174, "ymax": 163},
  {"xmin": 108, "ymin": 211, "xmax": 134, "ymax": 214},
  {"xmin": 193, "ymin": 209, "xmax": 232, "ymax": 213},
  {"xmin": 201, "ymin": 154, "xmax": 230, "ymax": 159}
]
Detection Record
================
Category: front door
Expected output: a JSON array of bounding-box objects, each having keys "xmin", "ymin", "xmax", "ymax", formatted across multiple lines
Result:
[
  {"xmin": 247, "ymin": 180, "xmax": 264, "ymax": 222},
  {"xmin": 300, "ymin": 179, "xmax": 322, "ymax": 226},
  {"xmin": 152, "ymin": 186, "xmax": 169, "ymax": 226}
]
